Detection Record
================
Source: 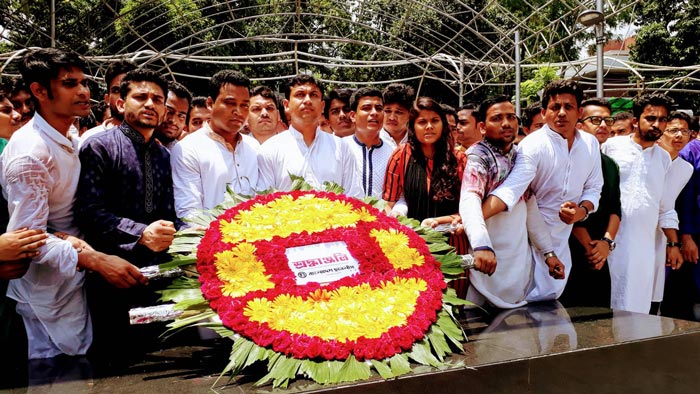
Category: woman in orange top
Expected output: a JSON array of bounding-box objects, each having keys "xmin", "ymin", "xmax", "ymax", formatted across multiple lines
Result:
[{"xmin": 383, "ymin": 97, "xmax": 469, "ymax": 297}]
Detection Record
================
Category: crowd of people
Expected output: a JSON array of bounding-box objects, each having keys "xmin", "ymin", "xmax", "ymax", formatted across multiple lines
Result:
[{"xmin": 1, "ymin": 47, "xmax": 700, "ymax": 377}]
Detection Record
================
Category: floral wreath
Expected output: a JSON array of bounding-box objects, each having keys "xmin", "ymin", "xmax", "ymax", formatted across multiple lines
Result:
[{"xmin": 160, "ymin": 187, "xmax": 469, "ymax": 388}]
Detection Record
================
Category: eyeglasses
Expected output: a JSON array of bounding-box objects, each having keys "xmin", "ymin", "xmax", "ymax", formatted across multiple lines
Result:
[
  {"xmin": 665, "ymin": 128, "xmax": 692, "ymax": 136},
  {"xmin": 581, "ymin": 116, "xmax": 615, "ymax": 126}
]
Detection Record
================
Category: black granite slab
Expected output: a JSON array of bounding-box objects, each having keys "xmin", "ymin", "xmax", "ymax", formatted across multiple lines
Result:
[{"xmin": 4, "ymin": 301, "xmax": 700, "ymax": 394}]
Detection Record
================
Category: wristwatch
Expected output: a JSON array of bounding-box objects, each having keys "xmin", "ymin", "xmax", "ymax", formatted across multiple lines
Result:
[
  {"xmin": 544, "ymin": 251, "xmax": 557, "ymax": 259},
  {"xmin": 667, "ymin": 241, "xmax": 682, "ymax": 248},
  {"xmin": 602, "ymin": 236, "xmax": 616, "ymax": 252}
]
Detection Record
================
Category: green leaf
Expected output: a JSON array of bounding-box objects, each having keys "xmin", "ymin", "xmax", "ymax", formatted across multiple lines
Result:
[
  {"xmin": 427, "ymin": 326, "xmax": 451, "ymax": 361},
  {"xmin": 322, "ymin": 181, "xmax": 345, "ymax": 194},
  {"xmin": 159, "ymin": 255, "xmax": 197, "ymax": 270},
  {"xmin": 244, "ymin": 343, "xmax": 270, "ymax": 368},
  {"xmin": 370, "ymin": 359, "xmax": 395, "ymax": 379},
  {"xmin": 442, "ymin": 291, "xmax": 474, "ymax": 307},
  {"xmin": 335, "ymin": 355, "xmax": 371, "ymax": 383},
  {"xmin": 428, "ymin": 242, "xmax": 453, "ymax": 253},
  {"xmin": 407, "ymin": 341, "xmax": 441, "ymax": 367},
  {"xmin": 289, "ymin": 173, "xmax": 314, "ymax": 191},
  {"xmin": 388, "ymin": 354, "xmax": 412, "ymax": 376},
  {"xmin": 255, "ymin": 355, "xmax": 302, "ymax": 388},
  {"xmin": 158, "ymin": 288, "xmax": 203, "ymax": 304}
]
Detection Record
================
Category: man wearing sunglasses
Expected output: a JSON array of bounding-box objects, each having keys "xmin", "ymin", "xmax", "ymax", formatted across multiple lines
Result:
[
  {"xmin": 601, "ymin": 93, "xmax": 683, "ymax": 313},
  {"xmin": 560, "ymin": 98, "xmax": 621, "ymax": 308}
]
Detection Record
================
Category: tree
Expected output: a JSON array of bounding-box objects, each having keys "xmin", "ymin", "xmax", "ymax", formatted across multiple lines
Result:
[{"xmin": 630, "ymin": 0, "xmax": 700, "ymax": 109}]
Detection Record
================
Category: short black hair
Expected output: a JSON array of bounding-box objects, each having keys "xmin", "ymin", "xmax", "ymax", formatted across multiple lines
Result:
[
  {"xmin": 208, "ymin": 70, "xmax": 250, "ymax": 101},
  {"xmin": 581, "ymin": 97, "xmax": 612, "ymax": 112},
  {"xmin": 168, "ymin": 81, "xmax": 192, "ymax": 106},
  {"xmin": 119, "ymin": 68, "xmax": 169, "ymax": 100},
  {"xmin": 190, "ymin": 96, "xmax": 207, "ymax": 108},
  {"xmin": 442, "ymin": 104, "xmax": 457, "ymax": 118},
  {"xmin": 104, "ymin": 60, "xmax": 137, "ymax": 88},
  {"xmin": 19, "ymin": 48, "xmax": 87, "ymax": 103},
  {"xmin": 324, "ymin": 88, "xmax": 353, "ymax": 118},
  {"xmin": 92, "ymin": 100, "xmax": 109, "ymax": 123},
  {"xmin": 285, "ymin": 74, "xmax": 324, "ymax": 100},
  {"xmin": 0, "ymin": 80, "xmax": 13, "ymax": 101},
  {"xmin": 383, "ymin": 83, "xmax": 414, "ymax": 110},
  {"xmin": 250, "ymin": 85, "xmax": 276, "ymax": 100},
  {"xmin": 614, "ymin": 111, "xmax": 634, "ymax": 121},
  {"xmin": 668, "ymin": 110, "xmax": 692, "ymax": 127},
  {"xmin": 691, "ymin": 115, "xmax": 700, "ymax": 133},
  {"xmin": 276, "ymin": 93, "xmax": 288, "ymax": 127},
  {"xmin": 476, "ymin": 95, "xmax": 512, "ymax": 122},
  {"xmin": 9, "ymin": 77, "xmax": 29, "ymax": 96},
  {"xmin": 541, "ymin": 79, "xmax": 584, "ymax": 110},
  {"xmin": 350, "ymin": 87, "xmax": 382, "ymax": 111},
  {"xmin": 521, "ymin": 101, "xmax": 542, "ymax": 128},
  {"xmin": 633, "ymin": 93, "xmax": 674, "ymax": 119}
]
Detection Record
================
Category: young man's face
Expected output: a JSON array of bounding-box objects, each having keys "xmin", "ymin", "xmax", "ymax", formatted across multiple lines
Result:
[
  {"xmin": 248, "ymin": 95, "xmax": 279, "ymax": 136},
  {"xmin": 157, "ymin": 91, "xmax": 190, "ymax": 140},
  {"xmin": 383, "ymin": 103, "xmax": 410, "ymax": 135},
  {"xmin": 636, "ymin": 105, "xmax": 669, "ymax": 142},
  {"xmin": 328, "ymin": 98, "xmax": 353, "ymax": 137},
  {"xmin": 43, "ymin": 66, "xmax": 91, "ymax": 120},
  {"xmin": 527, "ymin": 112, "xmax": 545, "ymax": 134},
  {"xmin": 457, "ymin": 108, "xmax": 481, "ymax": 147},
  {"xmin": 284, "ymin": 83, "xmax": 324, "ymax": 129},
  {"xmin": 579, "ymin": 105, "xmax": 613, "ymax": 145},
  {"xmin": 10, "ymin": 89, "xmax": 33, "ymax": 126},
  {"xmin": 118, "ymin": 80, "xmax": 166, "ymax": 133},
  {"xmin": 351, "ymin": 96, "xmax": 384, "ymax": 135},
  {"xmin": 187, "ymin": 105, "xmax": 210, "ymax": 132},
  {"xmin": 543, "ymin": 93, "xmax": 581, "ymax": 135},
  {"xmin": 659, "ymin": 118, "xmax": 693, "ymax": 154},
  {"xmin": 480, "ymin": 101, "xmax": 517, "ymax": 149},
  {"xmin": 0, "ymin": 97, "xmax": 21, "ymax": 139},
  {"xmin": 104, "ymin": 72, "xmax": 127, "ymax": 121},
  {"xmin": 208, "ymin": 83, "xmax": 250, "ymax": 137}
]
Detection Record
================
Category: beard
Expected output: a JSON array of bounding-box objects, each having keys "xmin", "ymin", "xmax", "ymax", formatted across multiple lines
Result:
[{"xmin": 640, "ymin": 127, "xmax": 663, "ymax": 142}]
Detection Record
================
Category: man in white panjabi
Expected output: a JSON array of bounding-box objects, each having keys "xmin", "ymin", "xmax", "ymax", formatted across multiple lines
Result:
[
  {"xmin": 343, "ymin": 87, "xmax": 393, "ymax": 199},
  {"xmin": 602, "ymin": 93, "xmax": 684, "ymax": 313},
  {"xmin": 258, "ymin": 74, "xmax": 362, "ymax": 197},
  {"xmin": 481, "ymin": 80, "xmax": 603, "ymax": 302},
  {"xmin": 1, "ymin": 49, "xmax": 144, "ymax": 359},
  {"xmin": 460, "ymin": 95, "xmax": 564, "ymax": 309},
  {"xmin": 171, "ymin": 70, "xmax": 261, "ymax": 221}
]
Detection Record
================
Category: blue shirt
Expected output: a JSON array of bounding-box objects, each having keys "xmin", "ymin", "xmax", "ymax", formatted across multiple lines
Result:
[
  {"xmin": 678, "ymin": 139, "xmax": 700, "ymax": 236},
  {"xmin": 74, "ymin": 124, "xmax": 181, "ymax": 266}
]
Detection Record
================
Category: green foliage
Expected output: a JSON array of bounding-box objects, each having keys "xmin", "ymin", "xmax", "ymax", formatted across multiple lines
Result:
[
  {"xmin": 520, "ymin": 66, "xmax": 560, "ymax": 104},
  {"xmin": 630, "ymin": 1, "xmax": 700, "ymax": 109}
]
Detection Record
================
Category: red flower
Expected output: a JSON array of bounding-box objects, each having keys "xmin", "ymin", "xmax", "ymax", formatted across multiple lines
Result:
[{"xmin": 197, "ymin": 191, "xmax": 445, "ymax": 362}]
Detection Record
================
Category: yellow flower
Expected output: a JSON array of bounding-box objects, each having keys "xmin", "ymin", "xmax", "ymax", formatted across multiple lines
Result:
[
  {"xmin": 220, "ymin": 195, "xmax": 376, "ymax": 244},
  {"xmin": 243, "ymin": 277, "xmax": 427, "ymax": 341},
  {"xmin": 214, "ymin": 243, "xmax": 275, "ymax": 297},
  {"xmin": 370, "ymin": 229, "xmax": 425, "ymax": 269}
]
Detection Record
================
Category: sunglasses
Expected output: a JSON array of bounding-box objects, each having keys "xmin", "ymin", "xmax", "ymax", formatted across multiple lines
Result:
[{"xmin": 581, "ymin": 116, "xmax": 615, "ymax": 126}]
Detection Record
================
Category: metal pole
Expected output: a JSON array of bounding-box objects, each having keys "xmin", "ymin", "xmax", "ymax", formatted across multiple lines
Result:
[
  {"xmin": 515, "ymin": 30, "xmax": 521, "ymax": 116},
  {"xmin": 459, "ymin": 53, "xmax": 464, "ymax": 107},
  {"xmin": 51, "ymin": 0, "xmax": 56, "ymax": 47},
  {"xmin": 596, "ymin": 0, "xmax": 604, "ymax": 97}
]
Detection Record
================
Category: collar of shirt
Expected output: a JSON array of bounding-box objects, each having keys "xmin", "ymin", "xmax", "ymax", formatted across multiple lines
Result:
[
  {"xmin": 33, "ymin": 113, "xmax": 79, "ymax": 154},
  {"xmin": 119, "ymin": 122, "xmax": 155, "ymax": 147},
  {"xmin": 204, "ymin": 123, "xmax": 240, "ymax": 153},
  {"xmin": 288, "ymin": 124, "xmax": 323, "ymax": 151},
  {"xmin": 480, "ymin": 138, "xmax": 515, "ymax": 158},
  {"xmin": 352, "ymin": 134, "xmax": 383, "ymax": 149}
]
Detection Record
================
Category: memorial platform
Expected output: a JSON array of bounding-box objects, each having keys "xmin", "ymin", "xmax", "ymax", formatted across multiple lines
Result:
[{"xmin": 3, "ymin": 302, "xmax": 700, "ymax": 393}]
